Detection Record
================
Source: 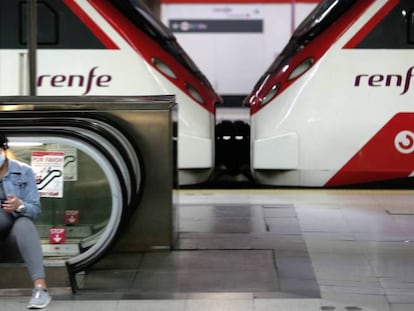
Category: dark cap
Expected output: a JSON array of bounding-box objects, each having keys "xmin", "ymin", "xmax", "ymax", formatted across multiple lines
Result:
[{"xmin": 0, "ymin": 132, "xmax": 9, "ymax": 150}]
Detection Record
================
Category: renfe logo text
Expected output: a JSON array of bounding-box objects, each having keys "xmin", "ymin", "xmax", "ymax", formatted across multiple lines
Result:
[
  {"xmin": 354, "ymin": 66, "xmax": 414, "ymax": 95},
  {"xmin": 37, "ymin": 66, "xmax": 112, "ymax": 95}
]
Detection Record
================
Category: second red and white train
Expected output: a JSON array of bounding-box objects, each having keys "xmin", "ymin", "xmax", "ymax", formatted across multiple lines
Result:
[{"xmin": 245, "ymin": 0, "xmax": 414, "ymax": 187}]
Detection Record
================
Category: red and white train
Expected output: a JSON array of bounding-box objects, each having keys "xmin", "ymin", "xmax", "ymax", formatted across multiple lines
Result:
[
  {"xmin": 0, "ymin": 0, "xmax": 221, "ymax": 185},
  {"xmin": 245, "ymin": 0, "xmax": 414, "ymax": 187}
]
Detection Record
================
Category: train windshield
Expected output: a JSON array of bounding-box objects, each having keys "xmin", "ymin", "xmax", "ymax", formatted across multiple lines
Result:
[
  {"xmin": 294, "ymin": 0, "xmax": 356, "ymax": 41},
  {"xmin": 253, "ymin": 0, "xmax": 356, "ymax": 88},
  {"xmin": 108, "ymin": 0, "xmax": 213, "ymax": 89}
]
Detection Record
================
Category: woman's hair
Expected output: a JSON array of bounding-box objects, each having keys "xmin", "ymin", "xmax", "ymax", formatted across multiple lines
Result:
[{"xmin": 0, "ymin": 132, "xmax": 9, "ymax": 150}]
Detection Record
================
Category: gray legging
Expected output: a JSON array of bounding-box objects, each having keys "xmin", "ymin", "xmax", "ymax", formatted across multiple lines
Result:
[{"xmin": 0, "ymin": 209, "xmax": 45, "ymax": 281}]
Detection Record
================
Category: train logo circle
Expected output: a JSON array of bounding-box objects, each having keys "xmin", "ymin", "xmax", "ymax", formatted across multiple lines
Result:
[{"xmin": 395, "ymin": 130, "xmax": 414, "ymax": 154}]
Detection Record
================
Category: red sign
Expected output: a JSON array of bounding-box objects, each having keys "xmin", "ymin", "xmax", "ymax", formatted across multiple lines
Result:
[
  {"xmin": 65, "ymin": 210, "xmax": 80, "ymax": 225},
  {"xmin": 49, "ymin": 228, "xmax": 66, "ymax": 244}
]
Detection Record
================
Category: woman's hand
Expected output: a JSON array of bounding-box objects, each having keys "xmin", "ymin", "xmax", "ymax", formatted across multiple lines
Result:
[{"xmin": 2, "ymin": 194, "xmax": 22, "ymax": 213}]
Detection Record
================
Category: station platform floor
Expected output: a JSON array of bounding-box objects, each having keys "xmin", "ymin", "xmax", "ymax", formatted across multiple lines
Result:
[{"xmin": 2, "ymin": 188, "xmax": 414, "ymax": 311}]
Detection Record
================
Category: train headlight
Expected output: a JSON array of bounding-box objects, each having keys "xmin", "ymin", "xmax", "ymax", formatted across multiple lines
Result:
[
  {"xmin": 185, "ymin": 83, "xmax": 205, "ymax": 104},
  {"xmin": 260, "ymin": 83, "xmax": 280, "ymax": 106},
  {"xmin": 151, "ymin": 57, "xmax": 177, "ymax": 79},
  {"xmin": 288, "ymin": 57, "xmax": 314, "ymax": 80},
  {"xmin": 151, "ymin": 57, "xmax": 205, "ymax": 105}
]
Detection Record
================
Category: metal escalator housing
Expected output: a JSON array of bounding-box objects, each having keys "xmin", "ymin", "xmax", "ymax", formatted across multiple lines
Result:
[{"xmin": 0, "ymin": 95, "xmax": 176, "ymax": 289}]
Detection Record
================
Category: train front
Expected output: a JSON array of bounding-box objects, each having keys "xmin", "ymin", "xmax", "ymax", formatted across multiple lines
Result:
[{"xmin": 244, "ymin": 0, "xmax": 386, "ymax": 187}]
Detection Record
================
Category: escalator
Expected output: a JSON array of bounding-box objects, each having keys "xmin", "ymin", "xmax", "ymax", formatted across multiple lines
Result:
[{"xmin": 0, "ymin": 95, "xmax": 176, "ymax": 291}]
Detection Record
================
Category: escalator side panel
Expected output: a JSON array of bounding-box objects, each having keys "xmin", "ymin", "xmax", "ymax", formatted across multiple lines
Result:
[{"xmin": 112, "ymin": 109, "xmax": 176, "ymax": 251}]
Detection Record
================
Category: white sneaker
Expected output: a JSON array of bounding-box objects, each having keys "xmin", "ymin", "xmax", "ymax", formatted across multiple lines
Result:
[{"xmin": 27, "ymin": 285, "xmax": 52, "ymax": 309}]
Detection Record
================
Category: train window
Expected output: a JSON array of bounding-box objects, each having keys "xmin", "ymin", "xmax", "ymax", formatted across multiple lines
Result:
[
  {"xmin": 294, "ymin": 0, "xmax": 356, "ymax": 42},
  {"xmin": 10, "ymin": 141, "xmax": 111, "ymax": 258},
  {"xmin": 19, "ymin": 1, "xmax": 57, "ymax": 45},
  {"xmin": 408, "ymin": 10, "xmax": 414, "ymax": 44}
]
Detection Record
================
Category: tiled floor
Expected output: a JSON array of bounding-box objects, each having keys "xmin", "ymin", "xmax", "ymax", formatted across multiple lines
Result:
[{"xmin": 2, "ymin": 189, "xmax": 414, "ymax": 310}]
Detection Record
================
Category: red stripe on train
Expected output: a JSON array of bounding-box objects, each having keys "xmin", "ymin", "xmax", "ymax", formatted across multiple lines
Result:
[
  {"xmin": 63, "ymin": 0, "xmax": 119, "ymax": 49},
  {"xmin": 326, "ymin": 113, "xmax": 414, "ymax": 187}
]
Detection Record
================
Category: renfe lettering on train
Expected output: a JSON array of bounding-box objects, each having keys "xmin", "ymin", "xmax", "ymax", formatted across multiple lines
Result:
[
  {"xmin": 37, "ymin": 66, "xmax": 112, "ymax": 95},
  {"xmin": 354, "ymin": 66, "xmax": 414, "ymax": 95}
]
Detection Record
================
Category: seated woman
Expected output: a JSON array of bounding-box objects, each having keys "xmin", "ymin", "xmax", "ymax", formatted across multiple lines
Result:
[{"xmin": 0, "ymin": 132, "xmax": 51, "ymax": 309}]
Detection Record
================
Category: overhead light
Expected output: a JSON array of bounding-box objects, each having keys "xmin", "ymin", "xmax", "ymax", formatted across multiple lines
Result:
[{"xmin": 9, "ymin": 142, "xmax": 43, "ymax": 147}]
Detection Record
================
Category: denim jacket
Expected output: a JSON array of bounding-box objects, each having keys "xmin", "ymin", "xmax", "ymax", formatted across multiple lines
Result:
[{"xmin": 2, "ymin": 159, "xmax": 41, "ymax": 220}]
